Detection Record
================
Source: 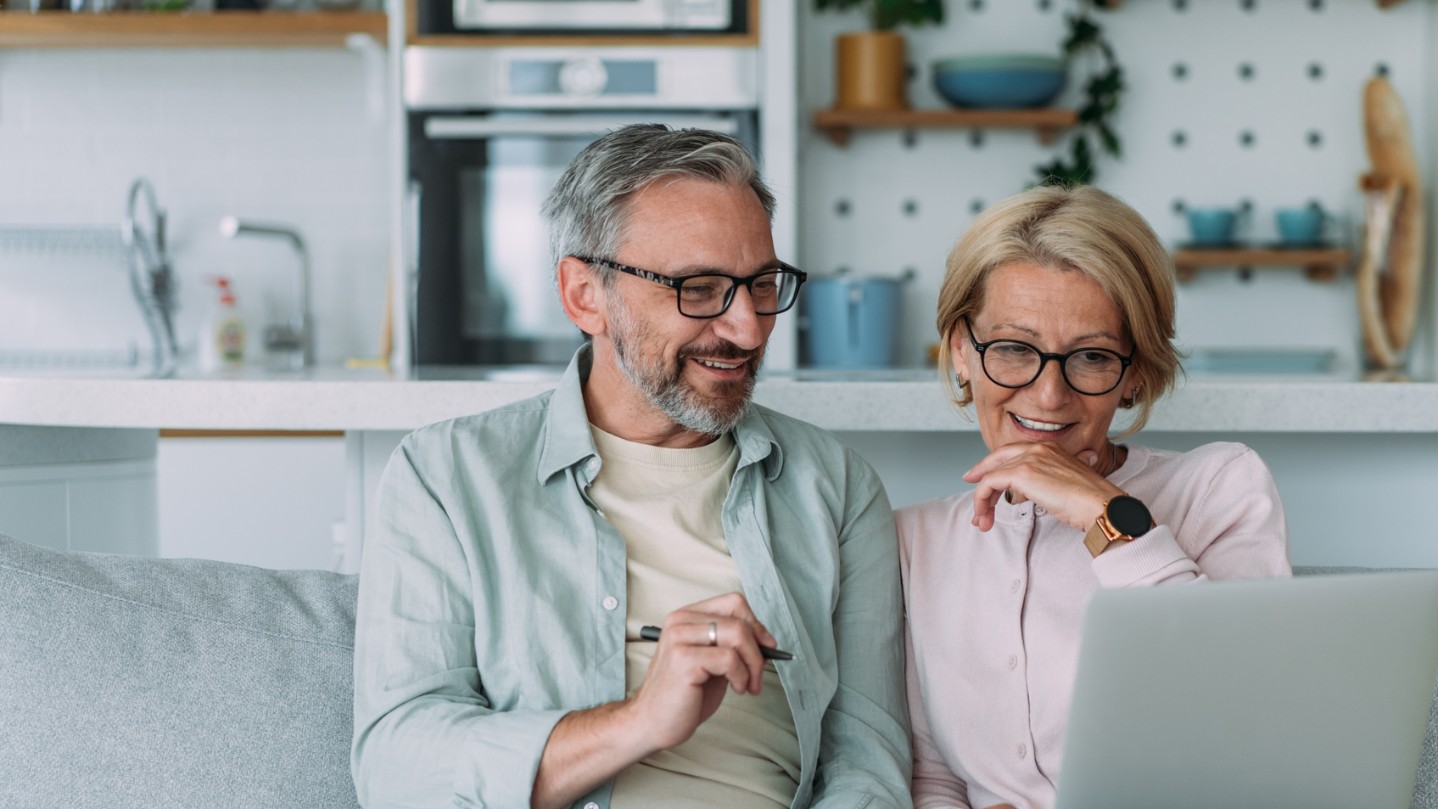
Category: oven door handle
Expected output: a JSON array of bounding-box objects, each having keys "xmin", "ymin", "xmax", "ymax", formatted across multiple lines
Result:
[{"xmin": 423, "ymin": 115, "xmax": 740, "ymax": 139}]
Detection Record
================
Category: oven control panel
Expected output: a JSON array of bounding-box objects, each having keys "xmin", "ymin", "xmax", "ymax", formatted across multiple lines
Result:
[{"xmin": 405, "ymin": 46, "xmax": 758, "ymax": 110}]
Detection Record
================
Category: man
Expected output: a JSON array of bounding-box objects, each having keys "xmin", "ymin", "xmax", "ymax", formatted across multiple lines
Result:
[{"xmin": 352, "ymin": 124, "xmax": 911, "ymax": 809}]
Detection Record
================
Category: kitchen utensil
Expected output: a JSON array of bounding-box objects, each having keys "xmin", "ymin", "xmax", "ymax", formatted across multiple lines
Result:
[
  {"xmin": 1357, "ymin": 75, "xmax": 1424, "ymax": 371},
  {"xmin": 1275, "ymin": 204, "xmax": 1330, "ymax": 246},
  {"xmin": 931, "ymin": 54, "xmax": 1067, "ymax": 109},
  {"xmin": 1186, "ymin": 207, "xmax": 1245, "ymax": 246},
  {"xmin": 123, "ymin": 178, "xmax": 179, "ymax": 378},
  {"xmin": 803, "ymin": 272, "xmax": 909, "ymax": 369}
]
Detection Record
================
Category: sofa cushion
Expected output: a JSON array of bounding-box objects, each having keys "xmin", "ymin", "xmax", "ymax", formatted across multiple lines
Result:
[{"xmin": 0, "ymin": 533, "xmax": 360, "ymax": 809}]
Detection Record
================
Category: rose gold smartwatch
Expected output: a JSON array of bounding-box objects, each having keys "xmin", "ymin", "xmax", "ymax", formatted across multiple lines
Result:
[{"xmin": 1083, "ymin": 495, "xmax": 1153, "ymax": 558}]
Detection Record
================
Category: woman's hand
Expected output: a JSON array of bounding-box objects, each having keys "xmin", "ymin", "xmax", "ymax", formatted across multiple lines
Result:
[{"xmin": 964, "ymin": 442, "xmax": 1126, "ymax": 533}]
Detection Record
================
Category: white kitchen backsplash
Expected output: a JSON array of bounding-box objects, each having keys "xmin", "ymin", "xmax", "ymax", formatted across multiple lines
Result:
[
  {"xmin": 799, "ymin": 0, "xmax": 1436, "ymax": 379},
  {"xmin": 0, "ymin": 46, "xmax": 390, "ymax": 369}
]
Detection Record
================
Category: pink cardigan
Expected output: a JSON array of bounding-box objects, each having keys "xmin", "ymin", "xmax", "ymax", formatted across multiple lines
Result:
[{"xmin": 896, "ymin": 442, "xmax": 1292, "ymax": 809}]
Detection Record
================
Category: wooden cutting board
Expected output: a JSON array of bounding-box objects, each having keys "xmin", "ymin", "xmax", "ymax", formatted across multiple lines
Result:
[{"xmin": 1360, "ymin": 76, "xmax": 1425, "ymax": 367}]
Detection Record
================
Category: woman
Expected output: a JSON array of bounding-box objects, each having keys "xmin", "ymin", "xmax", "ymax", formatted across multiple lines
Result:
[{"xmin": 898, "ymin": 185, "xmax": 1291, "ymax": 809}]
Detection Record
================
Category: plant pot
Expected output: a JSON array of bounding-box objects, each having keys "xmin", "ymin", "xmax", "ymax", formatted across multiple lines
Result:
[{"xmin": 835, "ymin": 31, "xmax": 908, "ymax": 111}]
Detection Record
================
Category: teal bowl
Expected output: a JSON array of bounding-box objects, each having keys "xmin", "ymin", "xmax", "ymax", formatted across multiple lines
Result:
[{"xmin": 932, "ymin": 54, "xmax": 1068, "ymax": 109}]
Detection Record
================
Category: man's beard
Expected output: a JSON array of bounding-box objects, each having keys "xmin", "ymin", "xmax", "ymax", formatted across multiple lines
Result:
[{"xmin": 609, "ymin": 297, "xmax": 762, "ymax": 436}]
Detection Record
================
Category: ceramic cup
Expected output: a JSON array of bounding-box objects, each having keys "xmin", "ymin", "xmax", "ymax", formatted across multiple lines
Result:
[
  {"xmin": 1186, "ymin": 208, "xmax": 1243, "ymax": 246},
  {"xmin": 1275, "ymin": 205, "xmax": 1328, "ymax": 246}
]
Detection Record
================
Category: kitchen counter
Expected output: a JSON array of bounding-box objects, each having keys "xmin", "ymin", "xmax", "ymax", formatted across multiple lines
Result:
[
  {"xmin": 4, "ymin": 365, "xmax": 1436, "ymax": 571},
  {"xmin": 1, "ymin": 365, "xmax": 1436, "ymax": 433}
]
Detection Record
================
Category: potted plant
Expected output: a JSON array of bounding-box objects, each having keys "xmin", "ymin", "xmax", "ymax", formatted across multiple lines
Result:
[
  {"xmin": 1033, "ymin": 6, "xmax": 1124, "ymax": 186},
  {"xmin": 817, "ymin": 0, "xmax": 945, "ymax": 111}
]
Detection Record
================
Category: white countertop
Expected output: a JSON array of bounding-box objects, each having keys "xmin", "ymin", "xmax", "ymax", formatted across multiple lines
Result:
[{"xmin": 0, "ymin": 365, "xmax": 1435, "ymax": 433}]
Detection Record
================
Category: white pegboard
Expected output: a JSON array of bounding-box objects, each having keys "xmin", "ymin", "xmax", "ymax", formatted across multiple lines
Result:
[{"xmin": 798, "ymin": 0, "xmax": 1434, "ymax": 376}]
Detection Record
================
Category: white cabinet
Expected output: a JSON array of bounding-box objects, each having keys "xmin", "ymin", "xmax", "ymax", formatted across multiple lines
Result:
[
  {"xmin": 157, "ymin": 435, "xmax": 346, "ymax": 570},
  {"xmin": 0, "ymin": 426, "xmax": 157, "ymax": 555}
]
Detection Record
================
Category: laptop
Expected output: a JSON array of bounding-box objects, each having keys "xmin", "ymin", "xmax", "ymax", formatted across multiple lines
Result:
[{"xmin": 1054, "ymin": 572, "xmax": 1438, "ymax": 809}]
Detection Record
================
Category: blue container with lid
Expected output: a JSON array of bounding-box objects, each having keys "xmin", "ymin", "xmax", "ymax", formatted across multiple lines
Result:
[{"xmin": 803, "ymin": 275, "xmax": 904, "ymax": 369}]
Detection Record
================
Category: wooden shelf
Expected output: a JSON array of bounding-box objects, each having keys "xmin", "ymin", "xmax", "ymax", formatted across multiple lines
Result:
[
  {"xmin": 813, "ymin": 107, "xmax": 1079, "ymax": 147},
  {"xmin": 1172, "ymin": 246, "xmax": 1352, "ymax": 283},
  {"xmin": 0, "ymin": 10, "xmax": 387, "ymax": 48}
]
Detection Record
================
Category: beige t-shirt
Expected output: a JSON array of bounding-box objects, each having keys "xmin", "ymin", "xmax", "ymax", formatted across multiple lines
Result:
[{"xmin": 588, "ymin": 425, "xmax": 800, "ymax": 809}]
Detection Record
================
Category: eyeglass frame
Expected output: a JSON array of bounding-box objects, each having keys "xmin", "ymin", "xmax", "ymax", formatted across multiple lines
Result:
[
  {"xmin": 575, "ymin": 255, "xmax": 808, "ymax": 319},
  {"xmin": 961, "ymin": 315, "xmax": 1134, "ymax": 396}
]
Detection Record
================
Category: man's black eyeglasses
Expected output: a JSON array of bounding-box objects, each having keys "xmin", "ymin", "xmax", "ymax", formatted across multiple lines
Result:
[
  {"xmin": 963, "ymin": 315, "xmax": 1133, "ymax": 396},
  {"xmin": 577, "ymin": 256, "xmax": 807, "ymax": 319}
]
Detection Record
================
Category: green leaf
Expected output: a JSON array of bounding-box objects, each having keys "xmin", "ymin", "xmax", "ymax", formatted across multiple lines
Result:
[
  {"xmin": 822, "ymin": 0, "xmax": 944, "ymax": 30},
  {"xmin": 1098, "ymin": 123, "xmax": 1122, "ymax": 157}
]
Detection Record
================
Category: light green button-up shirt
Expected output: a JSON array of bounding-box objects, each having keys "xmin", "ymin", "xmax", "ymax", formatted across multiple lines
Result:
[{"xmin": 352, "ymin": 349, "xmax": 911, "ymax": 809}]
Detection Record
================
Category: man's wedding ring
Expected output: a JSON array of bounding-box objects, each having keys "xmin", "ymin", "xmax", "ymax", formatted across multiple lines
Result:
[{"xmin": 707, "ymin": 621, "xmax": 718, "ymax": 646}]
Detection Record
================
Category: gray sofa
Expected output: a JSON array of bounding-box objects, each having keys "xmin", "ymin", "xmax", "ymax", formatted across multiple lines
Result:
[
  {"xmin": 0, "ymin": 533, "xmax": 358, "ymax": 809},
  {"xmin": 1, "ymin": 532, "xmax": 1435, "ymax": 808}
]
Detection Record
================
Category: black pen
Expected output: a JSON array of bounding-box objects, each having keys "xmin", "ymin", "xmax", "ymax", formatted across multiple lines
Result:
[{"xmin": 639, "ymin": 625, "xmax": 794, "ymax": 661}]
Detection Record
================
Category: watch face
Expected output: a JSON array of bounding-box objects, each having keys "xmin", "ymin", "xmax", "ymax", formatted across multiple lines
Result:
[{"xmin": 1107, "ymin": 495, "xmax": 1152, "ymax": 537}]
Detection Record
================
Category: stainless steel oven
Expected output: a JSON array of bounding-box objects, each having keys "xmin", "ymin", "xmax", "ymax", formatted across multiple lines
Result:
[
  {"xmin": 404, "ymin": 46, "xmax": 760, "ymax": 365},
  {"xmin": 423, "ymin": 0, "xmax": 744, "ymax": 35}
]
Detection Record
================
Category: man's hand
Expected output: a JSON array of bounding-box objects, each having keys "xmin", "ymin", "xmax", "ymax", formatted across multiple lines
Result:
[
  {"xmin": 530, "ymin": 591, "xmax": 776, "ymax": 809},
  {"xmin": 628, "ymin": 591, "xmax": 778, "ymax": 750}
]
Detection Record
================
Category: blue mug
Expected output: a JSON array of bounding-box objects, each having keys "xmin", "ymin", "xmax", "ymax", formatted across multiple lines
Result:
[
  {"xmin": 1186, "ymin": 208, "xmax": 1243, "ymax": 246},
  {"xmin": 1275, "ymin": 206, "xmax": 1328, "ymax": 246}
]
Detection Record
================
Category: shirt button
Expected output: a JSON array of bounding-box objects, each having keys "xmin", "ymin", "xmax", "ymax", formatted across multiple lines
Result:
[
  {"xmin": 1007, "ymin": 655, "xmax": 1018, "ymax": 670},
  {"xmin": 601, "ymin": 596, "xmax": 618, "ymax": 611},
  {"xmin": 1010, "ymin": 578, "xmax": 1021, "ymax": 594},
  {"xmin": 585, "ymin": 459, "xmax": 599, "ymax": 474},
  {"xmin": 1017, "ymin": 743, "xmax": 1027, "ymax": 759},
  {"xmin": 584, "ymin": 803, "xmax": 600, "ymax": 809},
  {"xmin": 1034, "ymin": 505, "xmax": 1046, "ymax": 516}
]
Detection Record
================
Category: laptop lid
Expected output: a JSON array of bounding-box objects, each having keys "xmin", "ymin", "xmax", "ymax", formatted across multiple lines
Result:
[{"xmin": 1054, "ymin": 572, "xmax": 1438, "ymax": 809}]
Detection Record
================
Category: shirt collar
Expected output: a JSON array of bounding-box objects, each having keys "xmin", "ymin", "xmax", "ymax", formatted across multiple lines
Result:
[{"xmin": 536, "ymin": 345, "xmax": 784, "ymax": 484}]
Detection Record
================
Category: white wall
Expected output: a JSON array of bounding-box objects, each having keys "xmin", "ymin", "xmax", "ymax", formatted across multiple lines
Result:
[
  {"xmin": 0, "ymin": 46, "xmax": 390, "ymax": 368},
  {"xmin": 798, "ymin": 0, "xmax": 1436, "ymax": 380}
]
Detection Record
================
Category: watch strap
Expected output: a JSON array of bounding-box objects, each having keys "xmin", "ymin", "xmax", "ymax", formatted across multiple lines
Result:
[
  {"xmin": 1084, "ymin": 496, "xmax": 1153, "ymax": 558},
  {"xmin": 1083, "ymin": 518, "xmax": 1127, "ymax": 557}
]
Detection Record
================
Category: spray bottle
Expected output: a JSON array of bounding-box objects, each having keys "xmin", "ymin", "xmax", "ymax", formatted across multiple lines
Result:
[{"xmin": 199, "ymin": 275, "xmax": 246, "ymax": 373}]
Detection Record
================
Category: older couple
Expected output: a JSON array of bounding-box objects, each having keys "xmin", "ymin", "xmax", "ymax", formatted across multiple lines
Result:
[{"xmin": 351, "ymin": 125, "xmax": 1290, "ymax": 809}]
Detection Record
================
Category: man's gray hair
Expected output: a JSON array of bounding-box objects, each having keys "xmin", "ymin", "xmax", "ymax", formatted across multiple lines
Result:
[{"xmin": 541, "ymin": 124, "xmax": 776, "ymax": 282}]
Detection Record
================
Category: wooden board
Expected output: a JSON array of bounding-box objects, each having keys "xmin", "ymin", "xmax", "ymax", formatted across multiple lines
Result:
[{"xmin": 1361, "ymin": 76, "xmax": 1425, "ymax": 361}]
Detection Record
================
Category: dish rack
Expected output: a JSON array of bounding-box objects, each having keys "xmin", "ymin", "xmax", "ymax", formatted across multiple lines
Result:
[{"xmin": 0, "ymin": 223, "xmax": 165, "ymax": 374}]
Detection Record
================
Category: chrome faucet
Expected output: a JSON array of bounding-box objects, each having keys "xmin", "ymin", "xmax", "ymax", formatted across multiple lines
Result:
[
  {"xmin": 219, "ymin": 217, "xmax": 312, "ymax": 369},
  {"xmin": 123, "ymin": 178, "xmax": 179, "ymax": 378}
]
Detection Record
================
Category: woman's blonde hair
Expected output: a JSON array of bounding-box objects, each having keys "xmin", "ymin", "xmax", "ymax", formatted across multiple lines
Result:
[{"xmin": 935, "ymin": 185, "xmax": 1182, "ymax": 437}]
